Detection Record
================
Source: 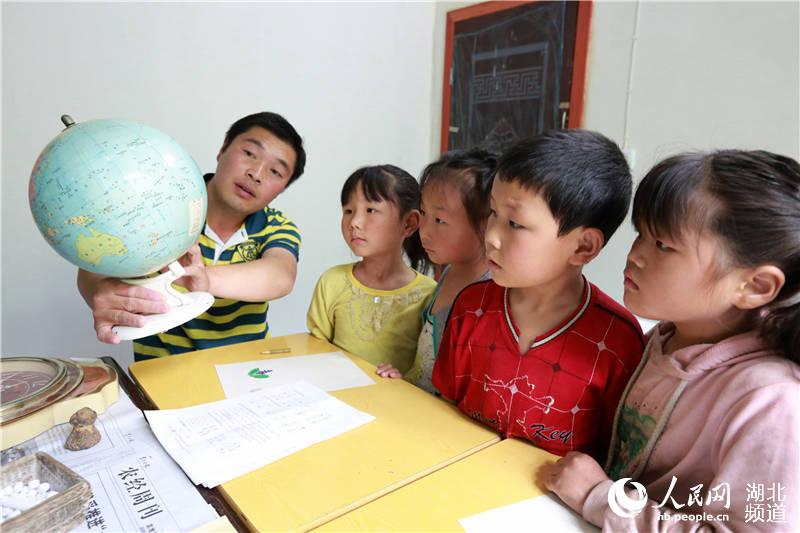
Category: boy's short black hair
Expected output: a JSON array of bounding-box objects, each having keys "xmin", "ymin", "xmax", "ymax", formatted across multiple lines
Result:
[
  {"xmin": 222, "ymin": 112, "xmax": 306, "ymax": 185},
  {"xmin": 496, "ymin": 129, "xmax": 631, "ymax": 246}
]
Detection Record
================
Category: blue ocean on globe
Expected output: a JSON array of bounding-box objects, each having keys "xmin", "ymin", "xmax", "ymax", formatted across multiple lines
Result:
[{"xmin": 29, "ymin": 118, "xmax": 207, "ymax": 278}]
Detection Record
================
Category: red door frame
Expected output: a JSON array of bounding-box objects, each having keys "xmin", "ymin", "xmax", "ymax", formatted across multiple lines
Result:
[{"xmin": 440, "ymin": 0, "xmax": 593, "ymax": 152}]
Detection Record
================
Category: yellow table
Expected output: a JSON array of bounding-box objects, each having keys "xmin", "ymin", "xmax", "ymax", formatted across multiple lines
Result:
[
  {"xmin": 316, "ymin": 438, "xmax": 559, "ymax": 532},
  {"xmin": 130, "ymin": 333, "xmax": 499, "ymax": 532}
]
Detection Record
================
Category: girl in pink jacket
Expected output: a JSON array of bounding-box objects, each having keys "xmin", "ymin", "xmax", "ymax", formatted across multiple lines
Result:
[{"xmin": 544, "ymin": 150, "xmax": 800, "ymax": 532}]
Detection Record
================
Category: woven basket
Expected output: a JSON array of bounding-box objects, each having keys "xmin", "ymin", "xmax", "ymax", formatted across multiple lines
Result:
[{"xmin": 0, "ymin": 452, "xmax": 91, "ymax": 533}]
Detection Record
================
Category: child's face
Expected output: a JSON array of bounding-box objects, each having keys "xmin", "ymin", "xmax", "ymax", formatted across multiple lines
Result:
[
  {"xmin": 341, "ymin": 183, "xmax": 408, "ymax": 259},
  {"xmin": 211, "ymin": 127, "xmax": 296, "ymax": 216},
  {"xmin": 623, "ymin": 226, "xmax": 741, "ymax": 324},
  {"xmin": 485, "ymin": 179, "xmax": 578, "ymax": 288},
  {"xmin": 419, "ymin": 182, "xmax": 483, "ymax": 266}
]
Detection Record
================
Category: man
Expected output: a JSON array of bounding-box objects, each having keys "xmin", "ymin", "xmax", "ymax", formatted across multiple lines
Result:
[{"xmin": 77, "ymin": 112, "xmax": 306, "ymax": 360}]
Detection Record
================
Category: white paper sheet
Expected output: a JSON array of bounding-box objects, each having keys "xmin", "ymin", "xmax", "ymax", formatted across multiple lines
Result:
[
  {"xmin": 4, "ymin": 387, "xmax": 218, "ymax": 532},
  {"xmin": 215, "ymin": 351, "xmax": 375, "ymax": 398},
  {"xmin": 145, "ymin": 380, "xmax": 375, "ymax": 488},
  {"xmin": 458, "ymin": 494, "xmax": 599, "ymax": 533}
]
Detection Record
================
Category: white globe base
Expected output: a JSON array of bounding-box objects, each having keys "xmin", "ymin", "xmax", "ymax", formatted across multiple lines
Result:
[
  {"xmin": 111, "ymin": 261, "xmax": 214, "ymax": 341},
  {"xmin": 113, "ymin": 292, "xmax": 214, "ymax": 340}
]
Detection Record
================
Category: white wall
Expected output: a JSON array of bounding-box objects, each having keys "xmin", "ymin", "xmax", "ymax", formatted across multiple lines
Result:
[
  {"xmin": 1, "ymin": 2, "xmax": 436, "ymax": 370},
  {"xmin": 430, "ymin": 0, "xmax": 799, "ymax": 304},
  {"xmin": 581, "ymin": 1, "xmax": 799, "ymax": 303}
]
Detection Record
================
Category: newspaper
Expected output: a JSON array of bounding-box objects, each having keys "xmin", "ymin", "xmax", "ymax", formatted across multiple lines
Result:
[{"xmin": 3, "ymin": 385, "xmax": 219, "ymax": 532}]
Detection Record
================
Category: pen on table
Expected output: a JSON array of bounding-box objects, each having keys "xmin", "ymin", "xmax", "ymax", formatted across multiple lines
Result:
[{"xmin": 260, "ymin": 348, "xmax": 291, "ymax": 354}]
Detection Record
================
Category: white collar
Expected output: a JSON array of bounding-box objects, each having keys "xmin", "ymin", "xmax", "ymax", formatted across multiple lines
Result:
[
  {"xmin": 504, "ymin": 280, "xmax": 592, "ymax": 350},
  {"xmin": 203, "ymin": 224, "xmax": 249, "ymax": 264}
]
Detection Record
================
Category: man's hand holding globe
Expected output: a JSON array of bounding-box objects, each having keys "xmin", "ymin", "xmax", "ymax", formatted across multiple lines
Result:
[
  {"xmin": 173, "ymin": 245, "xmax": 210, "ymax": 294},
  {"xmin": 80, "ymin": 274, "xmax": 169, "ymax": 343},
  {"xmin": 31, "ymin": 116, "xmax": 214, "ymax": 341}
]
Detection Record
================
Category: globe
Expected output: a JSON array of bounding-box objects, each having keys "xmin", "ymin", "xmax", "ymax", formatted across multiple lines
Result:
[{"xmin": 29, "ymin": 117, "xmax": 207, "ymax": 279}]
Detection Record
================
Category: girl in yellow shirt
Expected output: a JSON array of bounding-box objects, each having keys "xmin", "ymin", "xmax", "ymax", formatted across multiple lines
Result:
[{"xmin": 307, "ymin": 165, "xmax": 436, "ymax": 371}]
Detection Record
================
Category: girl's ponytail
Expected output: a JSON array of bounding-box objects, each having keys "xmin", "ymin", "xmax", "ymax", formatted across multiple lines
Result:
[
  {"xmin": 708, "ymin": 151, "xmax": 800, "ymax": 362},
  {"xmin": 760, "ymin": 290, "xmax": 800, "ymax": 363},
  {"xmin": 402, "ymin": 231, "xmax": 428, "ymax": 273}
]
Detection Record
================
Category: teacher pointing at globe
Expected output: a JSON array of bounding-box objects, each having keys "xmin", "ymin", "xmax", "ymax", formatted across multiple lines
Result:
[{"xmin": 76, "ymin": 112, "xmax": 306, "ymax": 360}]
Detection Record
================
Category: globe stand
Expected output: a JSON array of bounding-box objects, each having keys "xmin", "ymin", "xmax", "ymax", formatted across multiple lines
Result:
[{"xmin": 111, "ymin": 261, "xmax": 214, "ymax": 341}]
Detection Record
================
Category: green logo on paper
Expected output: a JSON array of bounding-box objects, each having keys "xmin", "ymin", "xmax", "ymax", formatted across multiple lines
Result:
[{"xmin": 248, "ymin": 368, "xmax": 273, "ymax": 379}]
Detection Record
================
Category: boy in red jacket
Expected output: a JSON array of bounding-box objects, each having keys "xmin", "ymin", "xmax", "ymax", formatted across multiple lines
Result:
[{"xmin": 432, "ymin": 130, "xmax": 644, "ymax": 461}]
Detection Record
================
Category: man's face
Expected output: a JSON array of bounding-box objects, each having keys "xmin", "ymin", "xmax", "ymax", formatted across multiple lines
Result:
[{"xmin": 210, "ymin": 126, "xmax": 297, "ymax": 216}]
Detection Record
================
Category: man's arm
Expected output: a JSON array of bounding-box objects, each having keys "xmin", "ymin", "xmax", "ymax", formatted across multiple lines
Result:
[
  {"xmin": 204, "ymin": 247, "xmax": 297, "ymax": 302},
  {"xmin": 76, "ymin": 269, "xmax": 168, "ymax": 343}
]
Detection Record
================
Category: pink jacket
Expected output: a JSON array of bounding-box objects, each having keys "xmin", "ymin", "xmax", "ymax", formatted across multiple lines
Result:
[{"xmin": 583, "ymin": 323, "xmax": 800, "ymax": 532}]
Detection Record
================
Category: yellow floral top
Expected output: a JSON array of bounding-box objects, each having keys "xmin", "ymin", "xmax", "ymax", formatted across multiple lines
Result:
[{"xmin": 306, "ymin": 263, "xmax": 436, "ymax": 372}]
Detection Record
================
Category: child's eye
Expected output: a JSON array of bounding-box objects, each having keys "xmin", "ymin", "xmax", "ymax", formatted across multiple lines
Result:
[
  {"xmin": 655, "ymin": 240, "xmax": 672, "ymax": 251},
  {"xmin": 343, "ymin": 208, "xmax": 353, "ymax": 215},
  {"xmin": 243, "ymin": 149, "xmax": 254, "ymax": 158},
  {"xmin": 435, "ymin": 218, "xmax": 446, "ymax": 225},
  {"xmin": 509, "ymin": 220, "xmax": 524, "ymax": 229},
  {"xmin": 270, "ymin": 168, "xmax": 283, "ymax": 178},
  {"xmin": 366, "ymin": 207, "xmax": 377, "ymax": 214}
]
